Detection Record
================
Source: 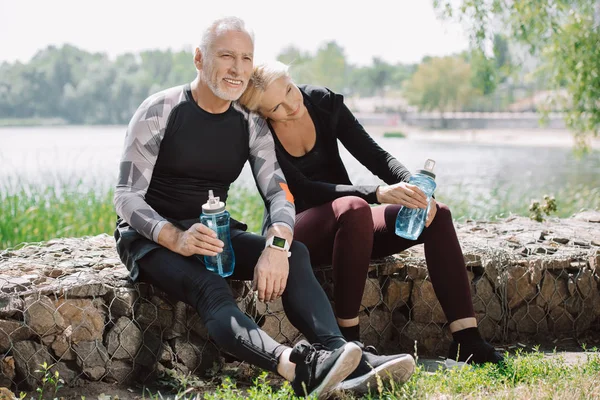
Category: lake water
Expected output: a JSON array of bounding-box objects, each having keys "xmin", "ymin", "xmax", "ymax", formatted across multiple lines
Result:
[{"xmin": 1, "ymin": 126, "xmax": 599, "ymax": 210}]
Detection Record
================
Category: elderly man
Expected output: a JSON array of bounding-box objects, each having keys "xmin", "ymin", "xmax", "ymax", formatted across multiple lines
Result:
[{"xmin": 113, "ymin": 16, "xmax": 362, "ymax": 399}]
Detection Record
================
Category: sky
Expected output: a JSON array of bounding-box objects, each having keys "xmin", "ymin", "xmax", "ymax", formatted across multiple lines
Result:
[{"xmin": 0, "ymin": 0, "xmax": 470, "ymax": 66}]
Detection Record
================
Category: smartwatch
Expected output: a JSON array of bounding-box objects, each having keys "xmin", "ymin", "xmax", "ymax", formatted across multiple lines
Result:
[{"xmin": 265, "ymin": 236, "xmax": 292, "ymax": 257}]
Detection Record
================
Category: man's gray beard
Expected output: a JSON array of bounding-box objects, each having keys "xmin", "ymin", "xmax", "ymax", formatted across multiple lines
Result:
[{"xmin": 201, "ymin": 70, "xmax": 244, "ymax": 101}]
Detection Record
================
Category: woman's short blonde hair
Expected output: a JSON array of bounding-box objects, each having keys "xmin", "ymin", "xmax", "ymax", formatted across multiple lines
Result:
[{"xmin": 239, "ymin": 61, "xmax": 291, "ymax": 112}]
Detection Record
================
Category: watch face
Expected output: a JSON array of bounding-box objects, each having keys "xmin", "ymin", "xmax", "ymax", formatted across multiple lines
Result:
[{"xmin": 272, "ymin": 236, "xmax": 286, "ymax": 249}]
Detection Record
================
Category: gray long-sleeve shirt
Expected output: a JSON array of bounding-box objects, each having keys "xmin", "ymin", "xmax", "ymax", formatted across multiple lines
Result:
[{"xmin": 113, "ymin": 84, "xmax": 295, "ymax": 279}]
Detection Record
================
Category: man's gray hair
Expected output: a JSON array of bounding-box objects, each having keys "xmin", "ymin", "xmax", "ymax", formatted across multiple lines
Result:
[{"xmin": 199, "ymin": 16, "xmax": 255, "ymax": 55}]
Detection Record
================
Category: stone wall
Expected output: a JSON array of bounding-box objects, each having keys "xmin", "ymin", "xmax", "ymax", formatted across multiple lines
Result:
[{"xmin": 0, "ymin": 212, "xmax": 598, "ymax": 390}]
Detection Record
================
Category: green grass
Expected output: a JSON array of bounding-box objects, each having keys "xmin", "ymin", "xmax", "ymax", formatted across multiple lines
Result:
[
  {"xmin": 1, "ymin": 177, "xmax": 599, "ymax": 250},
  {"xmin": 145, "ymin": 349, "xmax": 600, "ymax": 399},
  {"xmin": 0, "ymin": 179, "xmax": 265, "ymax": 250},
  {"xmin": 383, "ymin": 131, "xmax": 407, "ymax": 138},
  {"xmin": 19, "ymin": 349, "xmax": 599, "ymax": 399}
]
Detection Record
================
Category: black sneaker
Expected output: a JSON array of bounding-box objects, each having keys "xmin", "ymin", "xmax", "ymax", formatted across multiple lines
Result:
[
  {"xmin": 290, "ymin": 340, "xmax": 361, "ymax": 399},
  {"xmin": 447, "ymin": 340, "xmax": 504, "ymax": 365},
  {"xmin": 336, "ymin": 343, "xmax": 415, "ymax": 394}
]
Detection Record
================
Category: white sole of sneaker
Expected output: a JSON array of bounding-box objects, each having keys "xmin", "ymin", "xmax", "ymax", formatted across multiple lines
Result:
[
  {"xmin": 337, "ymin": 354, "xmax": 416, "ymax": 394},
  {"xmin": 310, "ymin": 342, "xmax": 362, "ymax": 399}
]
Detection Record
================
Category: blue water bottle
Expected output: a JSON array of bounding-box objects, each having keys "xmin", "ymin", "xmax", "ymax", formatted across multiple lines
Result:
[
  {"xmin": 200, "ymin": 190, "xmax": 235, "ymax": 277},
  {"xmin": 395, "ymin": 159, "xmax": 437, "ymax": 240}
]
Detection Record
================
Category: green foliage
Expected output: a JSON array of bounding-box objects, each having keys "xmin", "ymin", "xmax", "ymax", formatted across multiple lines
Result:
[
  {"xmin": 529, "ymin": 195, "xmax": 558, "ymax": 222},
  {"xmin": 0, "ymin": 179, "xmax": 265, "ymax": 250},
  {"xmin": 403, "ymin": 56, "xmax": 479, "ymax": 114},
  {"xmin": 434, "ymin": 0, "xmax": 600, "ymax": 148},
  {"xmin": 34, "ymin": 362, "xmax": 64, "ymax": 400},
  {"xmin": 386, "ymin": 347, "xmax": 600, "ymax": 399},
  {"xmin": 2, "ymin": 175, "xmax": 598, "ymax": 249},
  {"xmin": 0, "ymin": 45, "xmax": 195, "ymax": 125},
  {"xmin": 382, "ymin": 131, "xmax": 406, "ymax": 138},
  {"xmin": 0, "ymin": 42, "xmax": 420, "ymax": 125}
]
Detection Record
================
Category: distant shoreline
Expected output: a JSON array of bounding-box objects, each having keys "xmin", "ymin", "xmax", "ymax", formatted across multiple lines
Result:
[
  {"xmin": 2, "ymin": 120, "xmax": 598, "ymax": 150},
  {"xmin": 366, "ymin": 125, "xmax": 600, "ymax": 150}
]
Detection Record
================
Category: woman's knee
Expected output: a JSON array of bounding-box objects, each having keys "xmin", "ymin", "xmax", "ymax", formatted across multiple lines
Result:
[
  {"xmin": 332, "ymin": 196, "xmax": 373, "ymax": 226},
  {"xmin": 435, "ymin": 202, "xmax": 453, "ymax": 222}
]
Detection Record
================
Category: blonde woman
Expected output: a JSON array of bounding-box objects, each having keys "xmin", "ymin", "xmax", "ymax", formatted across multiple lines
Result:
[{"xmin": 239, "ymin": 62, "xmax": 503, "ymax": 372}]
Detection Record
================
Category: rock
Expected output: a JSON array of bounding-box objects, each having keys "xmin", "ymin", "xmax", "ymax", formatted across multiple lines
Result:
[
  {"xmin": 547, "ymin": 306, "xmax": 573, "ymax": 334},
  {"xmin": 359, "ymin": 308, "xmax": 392, "ymax": 349},
  {"xmin": 509, "ymin": 305, "xmax": 547, "ymax": 334},
  {"xmin": 542, "ymin": 258, "xmax": 572, "ymax": 271},
  {"xmin": 505, "ymin": 266, "xmax": 537, "ymax": 310},
  {"xmin": 572, "ymin": 210, "xmax": 600, "ymax": 223},
  {"xmin": 23, "ymin": 295, "xmax": 65, "ymax": 337},
  {"xmin": 258, "ymin": 313, "xmax": 300, "ymax": 345},
  {"xmin": 575, "ymin": 269, "xmax": 595, "ymax": 299},
  {"xmin": 476, "ymin": 314, "xmax": 501, "ymax": 341},
  {"xmin": 74, "ymin": 340, "xmax": 110, "ymax": 381},
  {"xmin": 12, "ymin": 341, "xmax": 54, "ymax": 389},
  {"xmin": 406, "ymin": 262, "xmax": 429, "ymax": 281},
  {"xmin": 106, "ymin": 317, "xmax": 142, "ymax": 360},
  {"xmin": 171, "ymin": 336, "xmax": 220, "ymax": 376},
  {"xmin": 575, "ymin": 306, "xmax": 596, "ymax": 333},
  {"xmin": 0, "ymin": 297, "xmax": 24, "ymax": 319},
  {"xmin": 54, "ymin": 298, "xmax": 105, "ymax": 343},
  {"xmin": 411, "ymin": 280, "xmax": 446, "ymax": 323},
  {"xmin": 374, "ymin": 258, "xmax": 405, "ymax": 275},
  {"xmin": 254, "ymin": 297, "xmax": 284, "ymax": 315},
  {"xmin": 463, "ymin": 253, "xmax": 483, "ymax": 267},
  {"xmin": 536, "ymin": 271, "xmax": 569, "ymax": 310},
  {"xmin": 105, "ymin": 360, "xmax": 134, "ymax": 383},
  {"xmin": 383, "ymin": 279, "xmax": 411, "ymax": 311},
  {"xmin": 0, "ymin": 320, "xmax": 33, "ymax": 353},
  {"xmin": 0, "ymin": 356, "xmax": 15, "ymax": 388},
  {"xmin": 471, "ymin": 276, "xmax": 503, "ymax": 322},
  {"xmin": 50, "ymin": 329, "xmax": 76, "ymax": 360},
  {"xmin": 106, "ymin": 287, "xmax": 138, "ymax": 319},
  {"xmin": 483, "ymin": 258, "xmax": 501, "ymax": 289},
  {"xmin": 399, "ymin": 321, "xmax": 450, "ymax": 356},
  {"xmin": 187, "ymin": 309, "xmax": 209, "ymax": 341},
  {"xmin": 135, "ymin": 297, "xmax": 174, "ymax": 331},
  {"xmin": 360, "ymin": 278, "xmax": 381, "ymax": 310},
  {"xmin": 0, "ymin": 276, "xmax": 32, "ymax": 294}
]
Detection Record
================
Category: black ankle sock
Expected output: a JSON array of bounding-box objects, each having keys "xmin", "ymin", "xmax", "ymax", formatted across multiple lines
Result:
[
  {"xmin": 451, "ymin": 327, "xmax": 482, "ymax": 343},
  {"xmin": 449, "ymin": 327, "xmax": 503, "ymax": 364},
  {"xmin": 339, "ymin": 325, "xmax": 360, "ymax": 342}
]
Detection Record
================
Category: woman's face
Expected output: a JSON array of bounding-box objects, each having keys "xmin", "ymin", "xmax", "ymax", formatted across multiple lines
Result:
[{"xmin": 259, "ymin": 76, "xmax": 306, "ymax": 122}]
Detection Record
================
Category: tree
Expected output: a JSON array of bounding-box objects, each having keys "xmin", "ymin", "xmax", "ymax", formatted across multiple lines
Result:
[
  {"xmin": 276, "ymin": 45, "xmax": 316, "ymax": 85},
  {"xmin": 403, "ymin": 56, "xmax": 477, "ymax": 117},
  {"xmin": 433, "ymin": 0, "xmax": 600, "ymax": 148},
  {"xmin": 311, "ymin": 41, "xmax": 349, "ymax": 92}
]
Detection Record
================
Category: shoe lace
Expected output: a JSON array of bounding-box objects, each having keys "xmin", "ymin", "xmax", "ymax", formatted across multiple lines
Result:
[
  {"xmin": 311, "ymin": 343, "xmax": 332, "ymax": 365},
  {"xmin": 352, "ymin": 341, "xmax": 380, "ymax": 356}
]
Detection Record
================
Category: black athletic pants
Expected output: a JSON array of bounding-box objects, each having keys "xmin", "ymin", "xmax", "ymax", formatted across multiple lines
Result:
[{"xmin": 137, "ymin": 230, "xmax": 346, "ymax": 373}]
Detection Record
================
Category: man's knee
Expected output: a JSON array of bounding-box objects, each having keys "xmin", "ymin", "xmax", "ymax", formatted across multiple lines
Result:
[{"xmin": 185, "ymin": 272, "xmax": 237, "ymax": 317}]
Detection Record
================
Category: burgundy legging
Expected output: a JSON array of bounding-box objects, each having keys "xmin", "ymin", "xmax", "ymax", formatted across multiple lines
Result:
[{"xmin": 294, "ymin": 196, "xmax": 475, "ymax": 322}]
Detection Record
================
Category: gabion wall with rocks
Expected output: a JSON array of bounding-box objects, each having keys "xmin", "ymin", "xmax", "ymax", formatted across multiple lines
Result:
[{"xmin": 0, "ymin": 212, "xmax": 598, "ymax": 390}]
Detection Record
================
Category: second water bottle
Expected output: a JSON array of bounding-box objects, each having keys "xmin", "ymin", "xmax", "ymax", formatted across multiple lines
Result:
[{"xmin": 395, "ymin": 159, "xmax": 437, "ymax": 240}]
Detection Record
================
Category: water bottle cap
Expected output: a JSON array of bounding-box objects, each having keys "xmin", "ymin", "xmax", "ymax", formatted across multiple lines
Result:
[
  {"xmin": 202, "ymin": 190, "xmax": 226, "ymax": 214},
  {"xmin": 416, "ymin": 159, "xmax": 436, "ymax": 179}
]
